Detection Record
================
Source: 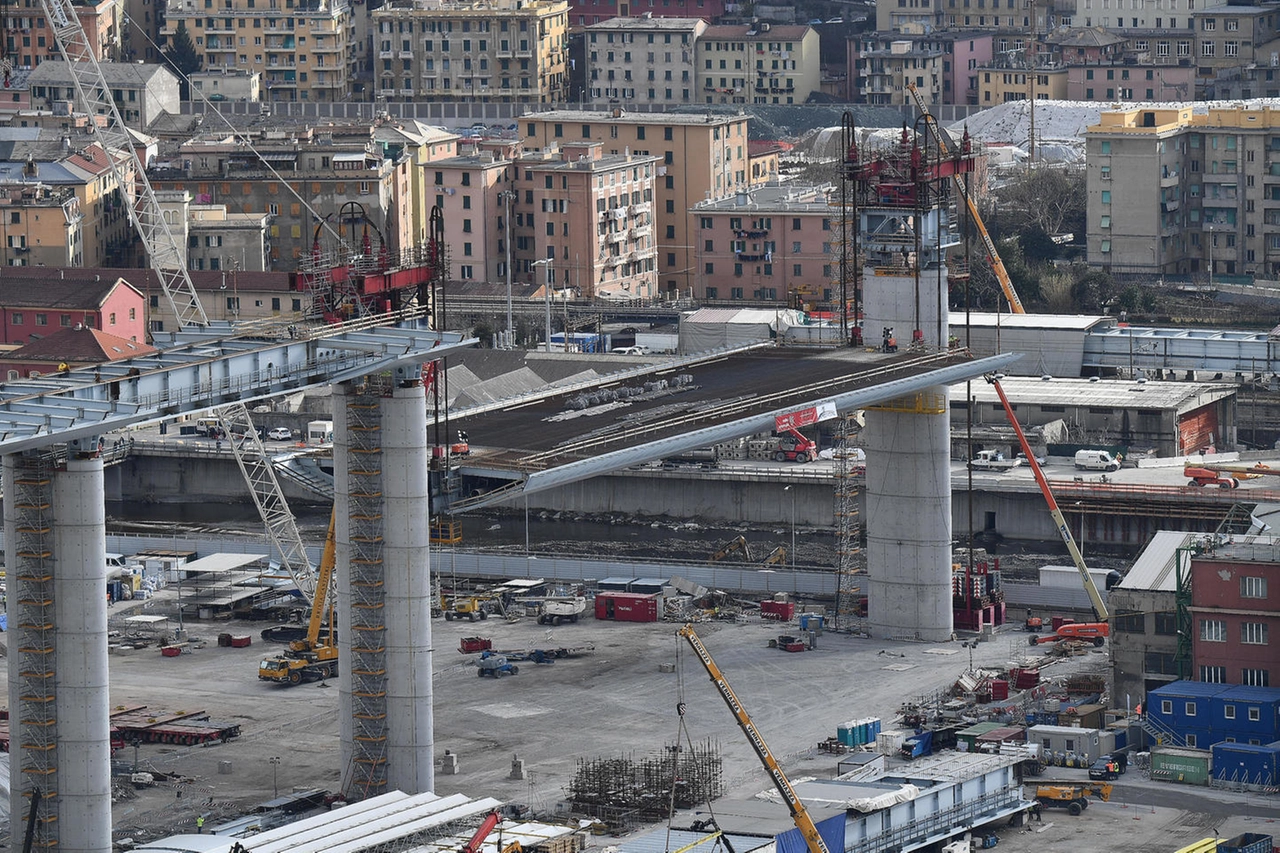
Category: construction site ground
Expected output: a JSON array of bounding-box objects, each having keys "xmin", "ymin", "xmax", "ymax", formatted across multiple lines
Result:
[{"xmin": 52, "ymin": 602, "xmax": 1280, "ymax": 846}]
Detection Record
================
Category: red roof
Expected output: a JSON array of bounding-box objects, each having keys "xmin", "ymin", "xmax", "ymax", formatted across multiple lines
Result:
[{"xmin": 6, "ymin": 326, "xmax": 155, "ymax": 364}]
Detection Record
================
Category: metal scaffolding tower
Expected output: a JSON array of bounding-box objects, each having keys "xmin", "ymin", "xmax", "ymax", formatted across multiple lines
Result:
[
  {"xmin": 12, "ymin": 456, "xmax": 58, "ymax": 848},
  {"xmin": 833, "ymin": 414, "xmax": 863, "ymax": 631},
  {"xmin": 346, "ymin": 387, "xmax": 389, "ymax": 797}
]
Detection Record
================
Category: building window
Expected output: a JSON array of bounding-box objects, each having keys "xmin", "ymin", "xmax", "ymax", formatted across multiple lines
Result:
[
  {"xmin": 1100, "ymin": 140, "xmax": 1111, "ymax": 154},
  {"xmin": 1242, "ymin": 622, "xmax": 1268, "ymax": 644},
  {"xmin": 60, "ymin": 314, "xmax": 70, "ymax": 327},
  {"xmin": 1224, "ymin": 703, "xmax": 1236, "ymax": 718},
  {"xmin": 705, "ymin": 262, "xmax": 714, "ymax": 274},
  {"xmin": 1154, "ymin": 611, "xmax": 1178, "ymax": 635},
  {"xmin": 1200, "ymin": 618, "xmax": 1226, "ymax": 641},
  {"xmin": 1100, "ymin": 215, "xmax": 1111, "ymax": 228},
  {"xmin": 1114, "ymin": 610, "xmax": 1145, "ymax": 632},
  {"xmin": 10, "ymin": 312, "xmax": 21, "ymax": 325},
  {"xmin": 1200, "ymin": 666, "xmax": 1226, "ymax": 683},
  {"xmin": 1241, "ymin": 576, "xmax": 1267, "ymax": 598},
  {"xmin": 1185, "ymin": 702, "xmax": 1197, "ymax": 717},
  {"xmin": 35, "ymin": 313, "xmax": 46, "ymax": 326},
  {"xmin": 1161, "ymin": 700, "xmax": 1173, "ymax": 715},
  {"xmin": 1186, "ymin": 734, "xmax": 1198, "ymax": 748}
]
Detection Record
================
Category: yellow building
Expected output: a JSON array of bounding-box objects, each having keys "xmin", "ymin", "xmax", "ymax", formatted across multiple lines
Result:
[
  {"xmin": 0, "ymin": 182, "xmax": 82, "ymax": 268},
  {"xmin": 522, "ymin": 110, "xmax": 748, "ymax": 298},
  {"xmin": 975, "ymin": 64, "xmax": 1067, "ymax": 104},
  {"xmin": 371, "ymin": 0, "xmax": 569, "ymax": 104},
  {"xmin": 161, "ymin": 0, "xmax": 357, "ymax": 102},
  {"xmin": 2, "ymin": 0, "xmax": 122, "ymax": 67},
  {"xmin": 696, "ymin": 23, "xmax": 821, "ymax": 105}
]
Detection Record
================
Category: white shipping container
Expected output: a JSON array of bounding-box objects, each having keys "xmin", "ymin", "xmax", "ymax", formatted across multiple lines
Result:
[
  {"xmin": 1038, "ymin": 564, "xmax": 1112, "ymax": 589},
  {"xmin": 876, "ymin": 730, "xmax": 906, "ymax": 756}
]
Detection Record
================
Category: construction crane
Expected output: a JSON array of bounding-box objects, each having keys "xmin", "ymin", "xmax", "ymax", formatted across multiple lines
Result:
[
  {"xmin": 258, "ymin": 508, "xmax": 339, "ymax": 685},
  {"xmin": 38, "ymin": 0, "xmax": 319, "ymax": 603},
  {"xmin": 906, "ymin": 83, "xmax": 1027, "ymax": 315},
  {"xmin": 676, "ymin": 625, "xmax": 832, "ymax": 853},
  {"xmin": 984, "ymin": 374, "xmax": 1110, "ymax": 641}
]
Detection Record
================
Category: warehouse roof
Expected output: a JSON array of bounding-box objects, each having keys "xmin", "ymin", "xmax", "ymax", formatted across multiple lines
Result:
[
  {"xmin": 1119, "ymin": 530, "xmax": 1196, "ymax": 592},
  {"xmin": 955, "ymin": 376, "xmax": 1236, "ymax": 410},
  {"xmin": 955, "ymin": 312, "xmax": 1113, "ymax": 331}
]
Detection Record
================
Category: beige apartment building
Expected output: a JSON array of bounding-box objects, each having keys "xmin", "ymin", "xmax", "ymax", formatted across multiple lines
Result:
[
  {"xmin": 523, "ymin": 141, "xmax": 659, "ymax": 301},
  {"xmin": 974, "ymin": 63, "xmax": 1067, "ymax": 104},
  {"xmin": 0, "ymin": 181, "xmax": 82, "ymax": 268},
  {"xmin": 161, "ymin": 0, "xmax": 357, "ymax": 102},
  {"xmin": 584, "ymin": 16, "xmax": 706, "ymax": 106},
  {"xmin": 695, "ymin": 23, "xmax": 820, "ymax": 105},
  {"xmin": 430, "ymin": 148, "xmax": 512, "ymax": 284},
  {"xmin": 1086, "ymin": 105, "xmax": 1280, "ymax": 278},
  {"xmin": 856, "ymin": 40, "xmax": 944, "ymax": 106},
  {"xmin": 522, "ymin": 110, "xmax": 749, "ymax": 297},
  {"xmin": 2, "ymin": 0, "xmax": 122, "ymax": 67},
  {"xmin": 370, "ymin": 0, "xmax": 569, "ymax": 104}
]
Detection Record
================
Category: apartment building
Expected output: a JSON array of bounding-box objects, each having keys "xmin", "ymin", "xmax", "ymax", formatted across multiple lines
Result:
[
  {"xmin": 375, "ymin": 121, "xmax": 460, "ymax": 250},
  {"xmin": 370, "ymin": 0, "xmax": 569, "ymax": 104},
  {"xmin": 692, "ymin": 184, "xmax": 836, "ymax": 303},
  {"xmin": 1192, "ymin": 6, "xmax": 1278, "ymax": 96},
  {"xmin": 1085, "ymin": 105, "xmax": 1280, "ymax": 277},
  {"xmin": 0, "ymin": 181, "xmax": 82, "ymax": 268},
  {"xmin": 583, "ymin": 16, "xmax": 706, "ymax": 106},
  {"xmin": 522, "ymin": 110, "xmax": 749, "ymax": 297},
  {"xmin": 522, "ymin": 141, "xmax": 659, "ymax": 301},
  {"xmin": 1192, "ymin": 540, "xmax": 1277, "ymax": 688},
  {"xmin": 1065, "ymin": 62, "xmax": 1194, "ymax": 101},
  {"xmin": 150, "ymin": 124, "xmax": 410, "ymax": 270},
  {"xmin": 155, "ymin": 190, "xmax": 273, "ymax": 272},
  {"xmin": 0, "ymin": 273, "xmax": 146, "ymax": 346},
  {"xmin": 695, "ymin": 23, "xmax": 820, "ymax": 105},
  {"xmin": 849, "ymin": 31, "xmax": 993, "ymax": 105},
  {"xmin": 161, "ymin": 0, "xmax": 357, "ymax": 102},
  {"xmin": 1, "ymin": 0, "xmax": 122, "ymax": 68},
  {"xmin": 875, "ymin": 0, "xmax": 944, "ymax": 34},
  {"xmin": 28, "ymin": 61, "xmax": 179, "ymax": 130},
  {"xmin": 428, "ymin": 148, "xmax": 512, "ymax": 284},
  {"xmin": 974, "ymin": 63, "xmax": 1067, "ymax": 103},
  {"xmin": 855, "ymin": 39, "xmax": 944, "ymax": 106},
  {"xmin": 190, "ymin": 69, "xmax": 263, "ymax": 102},
  {"xmin": 567, "ymin": 0, "xmax": 724, "ymax": 28}
]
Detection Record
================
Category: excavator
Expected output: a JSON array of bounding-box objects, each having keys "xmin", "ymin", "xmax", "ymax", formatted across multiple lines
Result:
[
  {"xmin": 258, "ymin": 509, "xmax": 339, "ymax": 685},
  {"xmin": 710, "ymin": 536, "xmax": 752, "ymax": 563},
  {"xmin": 677, "ymin": 625, "xmax": 832, "ymax": 853},
  {"xmin": 984, "ymin": 375, "xmax": 1111, "ymax": 646},
  {"xmin": 906, "ymin": 83, "xmax": 1027, "ymax": 315}
]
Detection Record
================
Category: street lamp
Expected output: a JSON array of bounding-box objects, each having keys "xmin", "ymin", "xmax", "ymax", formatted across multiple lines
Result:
[
  {"xmin": 499, "ymin": 189, "xmax": 516, "ymax": 348},
  {"xmin": 783, "ymin": 485, "xmax": 796, "ymax": 568},
  {"xmin": 532, "ymin": 258, "xmax": 553, "ymax": 353},
  {"xmin": 268, "ymin": 756, "xmax": 281, "ymax": 798},
  {"xmin": 1075, "ymin": 501, "xmax": 1085, "ymax": 559}
]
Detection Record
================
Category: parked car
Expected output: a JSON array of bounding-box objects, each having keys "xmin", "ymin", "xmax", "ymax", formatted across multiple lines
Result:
[{"xmin": 267, "ymin": 427, "xmax": 293, "ymax": 441}]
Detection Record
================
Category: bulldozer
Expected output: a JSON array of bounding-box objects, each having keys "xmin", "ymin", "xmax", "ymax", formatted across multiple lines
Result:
[{"xmin": 1033, "ymin": 781, "xmax": 1112, "ymax": 815}]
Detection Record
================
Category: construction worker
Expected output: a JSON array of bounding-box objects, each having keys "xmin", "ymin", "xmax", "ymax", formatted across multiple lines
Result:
[{"xmin": 196, "ymin": 815, "xmax": 205, "ymax": 834}]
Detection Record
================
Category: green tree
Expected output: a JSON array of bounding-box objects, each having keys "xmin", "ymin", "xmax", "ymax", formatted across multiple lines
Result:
[
  {"xmin": 1020, "ymin": 226, "xmax": 1059, "ymax": 264},
  {"xmin": 163, "ymin": 22, "xmax": 201, "ymax": 99}
]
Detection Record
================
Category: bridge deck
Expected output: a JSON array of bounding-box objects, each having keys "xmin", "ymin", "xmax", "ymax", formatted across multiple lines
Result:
[{"xmin": 458, "ymin": 347, "xmax": 974, "ymax": 474}]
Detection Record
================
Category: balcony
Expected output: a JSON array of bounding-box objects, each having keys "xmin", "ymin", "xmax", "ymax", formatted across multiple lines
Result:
[
  {"xmin": 312, "ymin": 41, "xmax": 341, "ymax": 53},
  {"xmin": 399, "ymin": 50, "xmax": 414, "ymax": 59},
  {"xmin": 379, "ymin": 50, "xmax": 394, "ymax": 59},
  {"xmin": 1160, "ymin": 171, "xmax": 1180, "ymax": 187}
]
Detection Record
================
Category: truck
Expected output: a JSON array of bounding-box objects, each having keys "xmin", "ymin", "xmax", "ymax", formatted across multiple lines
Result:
[
  {"xmin": 968, "ymin": 449, "xmax": 1023, "ymax": 472},
  {"xmin": 258, "ymin": 510, "xmax": 339, "ymax": 685},
  {"xmin": 758, "ymin": 428, "xmax": 817, "ymax": 464},
  {"xmin": 537, "ymin": 596, "xmax": 587, "ymax": 625}
]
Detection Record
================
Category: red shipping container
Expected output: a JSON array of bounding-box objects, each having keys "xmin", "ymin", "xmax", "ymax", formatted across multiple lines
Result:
[
  {"xmin": 595, "ymin": 591, "xmax": 659, "ymax": 622},
  {"xmin": 990, "ymin": 680, "xmax": 1010, "ymax": 701},
  {"xmin": 760, "ymin": 600, "xmax": 796, "ymax": 620}
]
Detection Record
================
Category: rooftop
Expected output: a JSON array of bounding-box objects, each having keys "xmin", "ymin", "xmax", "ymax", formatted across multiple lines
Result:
[
  {"xmin": 0, "ymin": 274, "xmax": 135, "ymax": 310},
  {"xmin": 28, "ymin": 60, "xmax": 178, "ymax": 88},
  {"xmin": 956, "ymin": 376, "xmax": 1237, "ymax": 411},
  {"xmin": 585, "ymin": 15, "xmax": 707, "ymax": 29},
  {"xmin": 6, "ymin": 326, "xmax": 156, "ymax": 363},
  {"xmin": 522, "ymin": 109, "xmax": 747, "ymax": 127},
  {"xmin": 701, "ymin": 24, "xmax": 813, "ymax": 38},
  {"xmin": 957, "ymin": 311, "xmax": 1114, "ymax": 332},
  {"xmin": 692, "ymin": 184, "xmax": 833, "ymax": 211}
]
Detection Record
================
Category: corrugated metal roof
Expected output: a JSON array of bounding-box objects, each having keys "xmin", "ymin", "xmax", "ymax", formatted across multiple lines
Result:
[
  {"xmin": 618, "ymin": 828, "xmax": 774, "ymax": 853},
  {"xmin": 1119, "ymin": 530, "xmax": 1196, "ymax": 592},
  {"xmin": 180, "ymin": 552, "xmax": 269, "ymax": 574},
  {"xmin": 955, "ymin": 311, "xmax": 1113, "ymax": 331},
  {"xmin": 957, "ymin": 376, "xmax": 1235, "ymax": 410}
]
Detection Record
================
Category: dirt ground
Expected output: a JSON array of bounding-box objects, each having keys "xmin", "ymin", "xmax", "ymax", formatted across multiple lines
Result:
[{"xmin": 42, "ymin": 598, "xmax": 1279, "ymax": 849}]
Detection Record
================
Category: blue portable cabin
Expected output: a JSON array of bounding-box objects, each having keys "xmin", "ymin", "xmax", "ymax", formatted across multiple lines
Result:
[
  {"xmin": 597, "ymin": 577, "xmax": 637, "ymax": 592},
  {"xmin": 1211, "ymin": 741, "xmax": 1280, "ymax": 787},
  {"xmin": 1147, "ymin": 682, "xmax": 1229, "ymax": 738},
  {"xmin": 1210, "ymin": 685, "xmax": 1280, "ymax": 745}
]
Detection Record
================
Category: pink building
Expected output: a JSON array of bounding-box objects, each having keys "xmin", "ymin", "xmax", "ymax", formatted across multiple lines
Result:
[
  {"xmin": 1065, "ymin": 63, "xmax": 1194, "ymax": 101},
  {"xmin": 430, "ymin": 149, "xmax": 513, "ymax": 284},
  {"xmin": 1192, "ymin": 548, "xmax": 1278, "ymax": 688},
  {"xmin": 0, "ymin": 273, "xmax": 146, "ymax": 346},
  {"xmin": 522, "ymin": 141, "xmax": 659, "ymax": 301},
  {"xmin": 692, "ymin": 184, "xmax": 835, "ymax": 303}
]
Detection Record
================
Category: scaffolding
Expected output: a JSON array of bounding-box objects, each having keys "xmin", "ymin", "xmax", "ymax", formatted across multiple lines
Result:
[
  {"xmin": 346, "ymin": 388, "xmax": 389, "ymax": 798},
  {"xmin": 564, "ymin": 741, "xmax": 724, "ymax": 828},
  {"xmin": 12, "ymin": 456, "xmax": 59, "ymax": 848},
  {"xmin": 833, "ymin": 413, "xmax": 863, "ymax": 632}
]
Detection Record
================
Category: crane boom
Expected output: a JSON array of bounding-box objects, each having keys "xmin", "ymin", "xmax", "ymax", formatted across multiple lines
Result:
[
  {"xmin": 38, "ymin": 0, "xmax": 318, "ymax": 602},
  {"xmin": 984, "ymin": 374, "xmax": 1109, "ymax": 621},
  {"xmin": 676, "ymin": 625, "xmax": 831, "ymax": 853},
  {"xmin": 906, "ymin": 84, "xmax": 1026, "ymax": 315}
]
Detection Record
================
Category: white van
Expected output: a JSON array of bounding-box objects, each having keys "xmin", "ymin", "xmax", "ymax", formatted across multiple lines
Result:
[{"xmin": 1074, "ymin": 450, "xmax": 1120, "ymax": 471}]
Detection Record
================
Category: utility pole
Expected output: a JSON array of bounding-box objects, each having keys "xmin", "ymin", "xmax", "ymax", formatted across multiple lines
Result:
[{"xmin": 501, "ymin": 190, "xmax": 515, "ymax": 348}]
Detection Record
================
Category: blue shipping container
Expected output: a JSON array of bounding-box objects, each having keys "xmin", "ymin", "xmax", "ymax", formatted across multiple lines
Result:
[
  {"xmin": 1148, "ymin": 682, "xmax": 1229, "ymax": 738},
  {"xmin": 1210, "ymin": 686, "xmax": 1280, "ymax": 745},
  {"xmin": 1216, "ymin": 833, "xmax": 1273, "ymax": 853},
  {"xmin": 1212, "ymin": 742, "xmax": 1280, "ymax": 787}
]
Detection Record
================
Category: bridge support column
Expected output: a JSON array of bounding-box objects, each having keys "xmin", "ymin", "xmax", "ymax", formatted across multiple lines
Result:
[
  {"xmin": 336, "ymin": 366, "xmax": 433, "ymax": 799},
  {"xmin": 6, "ymin": 441, "xmax": 111, "ymax": 853}
]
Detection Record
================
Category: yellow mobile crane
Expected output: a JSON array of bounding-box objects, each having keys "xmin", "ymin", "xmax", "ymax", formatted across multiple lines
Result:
[
  {"xmin": 906, "ymin": 83, "xmax": 1027, "ymax": 315},
  {"xmin": 677, "ymin": 625, "xmax": 832, "ymax": 853},
  {"xmin": 259, "ymin": 509, "xmax": 339, "ymax": 685}
]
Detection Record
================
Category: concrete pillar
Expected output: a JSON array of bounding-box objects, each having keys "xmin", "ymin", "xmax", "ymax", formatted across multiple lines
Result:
[
  {"xmin": 379, "ymin": 378, "xmax": 434, "ymax": 794},
  {"xmin": 336, "ymin": 368, "xmax": 433, "ymax": 798},
  {"xmin": 863, "ymin": 400, "xmax": 954, "ymax": 641},
  {"xmin": 5, "ymin": 445, "xmax": 111, "ymax": 853}
]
